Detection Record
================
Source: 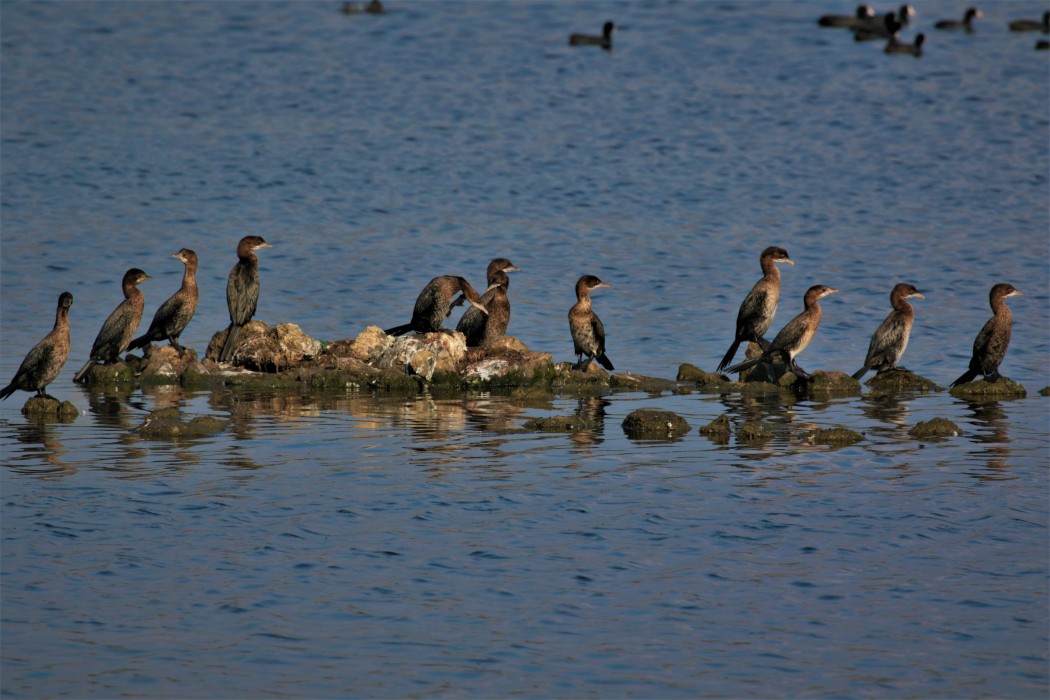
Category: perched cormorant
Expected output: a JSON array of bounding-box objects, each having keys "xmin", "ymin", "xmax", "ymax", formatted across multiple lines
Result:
[
  {"xmin": 0, "ymin": 292, "xmax": 73, "ymax": 400},
  {"xmin": 725, "ymin": 285, "xmax": 838, "ymax": 379},
  {"xmin": 569, "ymin": 21, "xmax": 615, "ymax": 49},
  {"xmin": 852, "ymin": 283, "xmax": 924, "ymax": 380},
  {"xmin": 220, "ymin": 236, "xmax": 272, "ymax": 363},
  {"xmin": 935, "ymin": 7, "xmax": 982, "ymax": 32},
  {"xmin": 128, "ymin": 248, "xmax": 199, "ymax": 355},
  {"xmin": 568, "ymin": 275, "xmax": 614, "ymax": 371},
  {"xmin": 818, "ymin": 5, "xmax": 874, "ymax": 28},
  {"xmin": 73, "ymin": 269, "xmax": 151, "ymax": 383},
  {"xmin": 1009, "ymin": 11, "xmax": 1049, "ymax": 32},
  {"xmin": 717, "ymin": 246, "xmax": 794, "ymax": 372},
  {"xmin": 950, "ymin": 283, "xmax": 1023, "ymax": 386},
  {"xmin": 853, "ymin": 12, "xmax": 900, "ymax": 41},
  {"xmin": 456, "ymin": 258, "xmax": 519, "ymax": 346},
  {"xmin": 385, "ymin": 276, "xmax": 489, "ymax": 336},
  {"xmin": 884, "ymin": 33, "xmax": 925, "ymax": 56}
]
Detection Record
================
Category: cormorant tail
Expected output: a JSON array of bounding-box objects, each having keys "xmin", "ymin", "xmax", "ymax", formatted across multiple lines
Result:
[
  {"xmin": 852, "ymin": 366, "xmax": 869, "ymax": 380},
  {"xmin": 724, "ymin": 356, "xmax": 761, "ymax": 375},
  {"xmin": 596, "ymin": 353, "xmax": 614, "ymax": 371},
  {"xmin": 220, "ymin": 324, "xmax": 240, "ymax": 363},
  {"xmin": 949, "ymin": 369, "xmax": 978, "ymax": 387},
  {"xmin": 127, "ymin": 334, "xmax": 149, "ymax": 352},
  {"xmin": 384, "ymin": 324, "xmax": 413, "ymax": 337},
  {"xmin": 73, "ymin": 359, "xmax": 93, "ymax": 384},
  {"xmin": 0, "ymin": 383, "xmax": 16, "ymax": 400},
  {"xmin": 717, "ymin": 339, "xmax": 742, "ymax": 373}
]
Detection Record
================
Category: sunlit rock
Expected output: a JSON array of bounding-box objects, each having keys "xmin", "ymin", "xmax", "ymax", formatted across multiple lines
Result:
[
  {"xmin": 373, "ymin": 331, "xmax": 467, "ymax": 381},
  {"xmin": 21, "ymin": 396, "xmax": 78, "ymax": 420},
  {"xmin": 699, "ymin": 414, "xmax": 731, "ymax": 443},
  {"xmin": 737, "ymin": 420, "xmax": 775, "ymax": 442},
  {"xmin": 621, "ymin": 409, "xmax": 690, "ymax": 439},
  {"xmin": 908, "ymin": 417, "xmax": 962, "ymax": 438},
  {"xmin": 807, "ymin": 426, "xmax": 864, "ymax": 445},
  {"xmin": 863, "ymin": 369, "xmax": 938, "ymax": 393},
  {"xmin": 206, "ymin": 321, "xmax": 322, "ymax": 372},
  {"xmin": 133, "ymin": 407, "xmax": 228, "ymax": 440},
  {"xmin": 677, "ymin": 363, "xmax": 736, "ymax": 391},
  {"xmin": 948, "ymin": 378, "xmax": 1026, "ymax": 400}
]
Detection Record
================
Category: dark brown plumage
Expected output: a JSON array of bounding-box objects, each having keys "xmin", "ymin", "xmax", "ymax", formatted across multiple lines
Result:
[
  {"xmin": 853, "ymin": 283, "xmax": 924, "ymax": 380},
  {"xmin": 569, "ymin": 21, "xmax": 615, "ymax": 49},
  {"xmin": 221, "ymin": 236, "xmax": 272, "ymax": 363},
  {"xmin": 128, "ymin": 249, "xmax": 199, "ymax": 355},
  {"xmin": 73, "ymin": 269, "xmax": 150, "ymax": 383},
  {"xmin": 568, "ymin": 275, "xmax": 614, "ymax": 371},
  {"xmin": 818, "ymin": 5, "xmax": 874, "ymax": 29},
  {"xmin": 854, "ymin": 11, "xmax": 900, "ymax": 41},
  {"xmin": 0, "ymin": 292, "xmax": 73, "ymax": 400},
  {"xmin": 884, "ymin": 33, "xmax": 924, "ymax": 56},
  {"xmin": 950, "ymin": 283, "xmax": 1023, "ymax": 386},
  {"xmin": 456, "ymin": 259, "xmax": 519, "ymax": 347},
  {"xmin": 935, "ymin": 7, "xmax": 982, "ymax": 32},
  {"xmin": 725, "ymin": 285, "xmax": 838, "ymax": 379},
  {"xmin": 386, "ymin": 276, "xmax": 489, "ymax": 336},
  {"xmin": 717, "ymin": 246, "xmax": 794, "ymax": 372}
]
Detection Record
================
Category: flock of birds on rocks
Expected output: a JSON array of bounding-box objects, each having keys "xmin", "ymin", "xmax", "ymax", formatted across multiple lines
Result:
[
  {"xmin": 0, "ymin": 236, "xmax": 1025, "ymax": 403},
  {"xmin": 815, "ymin": 4, "xmax": 1050, "ymax": 56}
]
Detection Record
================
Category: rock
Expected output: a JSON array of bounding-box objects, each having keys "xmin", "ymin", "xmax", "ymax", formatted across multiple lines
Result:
[
  {"xmin": 133, "ymin": 345, "xmax": 209, "ymax": 385},
  {"xmin": 21, "ymin": 396, "xmax": 78, "ymax": 420},
  {"xmin": 75, "ymin": 360, "xmax": 137, "ymax": 385},
  {"xmin": 347, "ymin": 325, "xmax": 394, "ymax": 363},
  {"xmin": 803, "ymin": 370, "xmax": 862, "ymax": 396},
  {"xmin": 373, "ymin": 331, "xmax": 467, "ymax": 382},
  {"xmin": 133, "ymin": 407, "xmax": 229, "ymax": 440},
  {"xmin": 206, "ymin": 321, "xmax": 321, "ymax": 372},
  {"xmin": 807, "ymin": 427, "xmax": 864, "ymax": 445},
  {"xmin": 1040, "ymin": 386, "xmax": 1050, "ymax": 396},
  {"xmin": 621, "ymin": 409, "xmax": 690, "ymax": 439},
  {"xmin": 737, "ymin": 420, "xmax": 775, "ymax": 442},
  {"xmin": 699, "ymin": 414, "xmax": 731, "ymax": 443},
  {"xmin": 863, "ymin": 369, "xmax": 938, "ymax": 393},
  {"xmin": 609, "ymin": 373, "xmax": 678, "ymax": 393},
  {"xmin": 486, "ymin": 336, "xmax": 530, "ymax": 354},
  {"xmin": 949, "ymin": 378, "xmax": 1027, "ymax": 400},
  {"xmin": 735, "ymin": 342, "xmax": 789, "ymax": 383},
  {"xmin": 523, "ymin": 415, "xmax": 598, "ymax": 432},
  {"xmin": 676, "ymin": 363, "xmax": 735, "ymax": 390},
  {"xmin": 461, "ymin": 338, "xmax": 555, "ymax": 387},
  {"xmin": 908, "ymin": 417, "xmax": 962, "ymax": 438}
]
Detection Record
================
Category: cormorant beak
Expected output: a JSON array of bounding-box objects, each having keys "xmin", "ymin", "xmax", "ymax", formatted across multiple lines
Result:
[
  {"xmin": 780, "ymin": 258, "xmax": 795, "ymax": 265},
  {"xmin": 596, "ymin": 282, "xmax": 611, "ymax": 289},
  {"xmin": 255, "ymin": 242, "xmax": 273, "ymax": 250},
  {"xmin": 468, "ymin": 299, "xmax": 489, "ymax": 315},
  {"xmin": 824, "ymin": 287, "xmax": 839, "ymax": 297},
  {"xmin": 1008, "ymin": 289, "xmax": 1024, "ymax": 297},
  {"xmin": 504, "ymin": 264, "xmax": 520, "ymax": 272},
  {"xmin": 911, "ymin": 292, "xmax": 925, "ymax": 299}
]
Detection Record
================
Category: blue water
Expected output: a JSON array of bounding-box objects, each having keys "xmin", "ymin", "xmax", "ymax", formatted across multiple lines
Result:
[{"xmin": 2, "ymin": 1, "xmax": 1047, "ymax": 697}]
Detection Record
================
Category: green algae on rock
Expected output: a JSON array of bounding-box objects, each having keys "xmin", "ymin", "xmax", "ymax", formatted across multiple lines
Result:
[
  {"xmin": 676, "ymin": 363, "xmax": 736, "ymax": 391},
  {"xmin": 908, "ymin": 417, "xmax": 962, "ymax": 439},
  {"xmin": 1040, "ymin": 386, "xmax": 1050, "ymax": 397},
  {"xmin": 949, "ymin": 379, "xmax": 1027, "ymax": 400},
  {"xmin": 807, "ymin": 426, "xmax": 864, "ymax": 445},
  {"xmin": 621, "ymin": 409, "xmax": 690, "ymax": 439},
  {"xmin": 737, "ymin": 420, "xmax": 776, "ymax": 442},
  {"xmin": 523, "ymin": 415, "xmax": 599, "ymax": 432},
  {"xmin": 75, "ymin": 360, "xmax": 137, "ymax": 386},
  {"xmin": 797, "ymin": 370, "xmax": 862, "ymax": 396},
  {"xmin": 133, "ymin": 407, "xmax": 229, "ymax": 440},
  {"xmin": 21, "ymin": 396, "xmax": 78, "ymax": 420},
  {"xmin": 862, "ymin": 369, "xmax": 938, "ymax": 393},
  {"xmin": 699, "ymin": 414, "xmax": 731, "ymax": 443}
]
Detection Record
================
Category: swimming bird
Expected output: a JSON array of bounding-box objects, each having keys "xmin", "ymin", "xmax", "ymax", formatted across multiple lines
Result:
[
  {"xmin": 725, "ymin": 285, "xmax": 838, "ymax": 379},
  {"xmin": 1009, "ymin": 11, "xmax": 1050, "ymax": 32},
  {"xmin": 854, "ymin": 11, "xmax": 900, "ymax": 41},
  {"xmin": 884, "ymin": 33, "xmax": 925, "ymax": 56},
  {"xmin": 717, "ymin": 246, "xmax": 795, "ymax": 372},
  {"xmin": 950, "ymin": 283, "xmax": 1023, "ymax": 386},
  {"xmin": 935, "ymin": 7, "xmax": 982, "ymax": 32},
  {"xmin": 818, "ymin": 5, "xmax": 874, "ymax": 28},
  {"xmin": 220, "ymin": 236, "xmax": 272, "ymax": 363},
  {"xmin": 0, "ymin": 292, "xmax": 73, "ymax": 400},
  {"xmin": 852, "ymin": 283, "xmax": 924, "ymax": 380},
  {"xmin": 568, "ymin": 275, "xmax": 614, "ymax": 371},
  {"xmin": 74, "ymin": 269, "xmax": 151, "ymax": 382},
  {"xmin": 569, "ymin": 21, "xmax": 615, "ymax": 49},
  {"xmin": 385, "ymin": 276, "xmax": 489, "ymax": 336},
  {"xmin": 127, "ymin": 248, "xmax": 199, "ymax": 355}
]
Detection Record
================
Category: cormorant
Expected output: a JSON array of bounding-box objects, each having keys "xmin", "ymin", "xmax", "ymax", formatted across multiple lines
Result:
[
  {"xmin": 568, "ymin": 275, "xmax": 614, "ymax": 371},
  {"xmin": 717, "ymin": 246, "xmax": 794, "ymax": 372},
  {"xmin": 74, "ymin": 269, "xmax": 151, "ymax": 383},
  {"xmin": 569, "ymin": 21, "xmax": 615, "ymax": 49},
  {"xmin": 0, "ymin": 292, "xmax": 73, "ymax": 400},
  {"xmin": 220, "ymin": 236, "xmax": 272, "ymax": 363},
  {"xmin": 935, "ymin": 7, "xmax": 982, "ymax": 32},
  {"xmin": 385, "ymin": 276, "xmax": 489, "ymax": 336},
  {"xmin": 950, "ymin": 283, "xmax": 1023, "ymax": 386},
  {"xmin": 128, "ymin": 248, "xmax": 199, "ymax": 355},
  {"xmin": 725, "ymin": 284, "xmax": 838, "ymax": 379},
  {"xmin": 852, "ymin": 283, "xmax": 924, "ymax": 380},
  {"xmin": 456, "ymin": 258, "xmax": 519, "ymax": 347}
]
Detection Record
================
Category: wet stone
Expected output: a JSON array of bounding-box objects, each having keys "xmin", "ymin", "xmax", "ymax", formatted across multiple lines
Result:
[
  {"xmin": 908, "ymin": 417, "xmax": 962, "ymax": 439},
  {"xmin": 949, "ymin": 379, "xmax": 1027, "ymax": 400},
  {"xmin": 77, "ymin": 360, "xmax": 137, "ymax": 385},
  {"xmin": 206, "ymin": 321, "xmax": 322, "ymax": 372},
  {"xmin": 676, "ymin": 363, "xmax": 735, "ymax": 391},
  {"xmin": 21, "ymin": 396, "xmax": 78, "ymax": 420},
  {"xmin": 808, "ymin": 427, "xmax": 864, "ymax": 445},
  {"xmin": 863, "ymin": 369, "xmax": 938, "ymax": 393},
  {"xmin": 737, "ymin": 420, "xmax": 776, "ymax": 442},
  {"xmin": 523, "ymin": 415, "xmax": 598, "ymax": 432},
  {"xmin": 1040, "ymin": 386, "xmax": 1050, "ymax": 397},
  {"xmin": 801, "ymin": 371, "xmax": 862, "ymax": 396},
  {"xmin": 699, "ymin": 414, "xmax": 732, "ymax": 443},
  {"xmin": 133, "ymin": 407, "xmax": 229, "ymax": 440},
  {"xmin": 621, "ymin": 409, "xmax": 690, "ymax": 439}
]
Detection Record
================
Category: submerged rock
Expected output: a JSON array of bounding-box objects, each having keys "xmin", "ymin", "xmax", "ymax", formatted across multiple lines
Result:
[
  {"xmin": 908, "ymin": 417, "xmax": 962, "ymax": 438},
  {"xmin": 133, "ymin": 407, "xmax": 229, "ymax": 440},
  {"xmin": 75, "ymin": 360, "xmax": 138, "ymax": 386},
  {"xmin": 1040, "ymin": 386, "xmax": 1050, "ymax": 397},
  {"xmin": 609, "ymin": 373, "xmax": 679, "ymax": 393},
  {"xmin": 523, "ymin": 415, "xmax": 598, "ymax": 432},
  {"xmin": 621, "ymin": 409, "xmax": 690, "ymax": 439},
  {"xmin": 677, "ymin": 363, "xmax": 736, "ymax": 391},
  {"xmin": 737, "ymin": 420, "xmax": 776, "ymax": 442},
  {"xmin": 863, "ymin": 369, "xmax": 938, "ymax": 393},
  {"xmin": 807, "ymin": 427, "xmax": 864, "ymax": 445},
  {"xmin": 21, "ymin": 396, "xmax": 78, "ymax": 420},
  {"xmin": 699, "ymin": 414, "xmax": 731, "ymax": 443},
  {"xmin": 948, "ymin": 378, "xmax": 1026, "ymax": 400},
  {"xmin": 206, "ymin": 321, "xmax": 322, "ymax": 372}
]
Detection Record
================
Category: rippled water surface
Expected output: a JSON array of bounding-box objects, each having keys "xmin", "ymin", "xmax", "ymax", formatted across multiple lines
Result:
[{"xmin": 2, "ymin": 1, "xmax": 1048, "ymax": 697}]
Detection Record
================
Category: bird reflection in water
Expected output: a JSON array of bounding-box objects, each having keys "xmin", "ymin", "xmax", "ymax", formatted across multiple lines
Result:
[
  {"xmin": 6, "ymin": 420, "xmax": 75, "ymax": 477},
  {"xmin": 569, "ymin": 396, "xmax": 611, "ymax": 449},
  {"xmin": 964, "ymin": 400, "xmax": 1014, "ymax": 479}
]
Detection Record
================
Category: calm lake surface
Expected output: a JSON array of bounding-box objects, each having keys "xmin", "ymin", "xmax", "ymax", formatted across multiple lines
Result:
[{"xmin": 1, "ymin": 1, "xmax": 1047, "ymax": 697}]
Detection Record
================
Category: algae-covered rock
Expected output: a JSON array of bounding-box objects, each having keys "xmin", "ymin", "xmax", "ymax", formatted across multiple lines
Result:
[
  {"xmin": 75, "ymin": 360, "xmax": 137, "ymax": 385},
  {"xmin": 552, "ymin": 363, "xmax": 611, "ymax": 393},
  {"xmin": 206, "ymin": 321, "xmax": 322, "ymax": 372},
  {"xmin": 908, "ymin": 417, "xmax": 962, "ymax": 438},
  {"xmin": 949, "ymin": 379, "xmax": 1027, "ymax": 400},
  {"xmin": 863, "ymin": 369, "xmax": 938, "ymax": 393},
  {"xmin": 608, "ymin": 373, "xmax": 678, "ymax": 393},
  {"xmin": 1040, "ymin": 386, "xmax": 1050, "ymax": 397},
  {"xmin": 808, "ymin": 427, "xmax": 864, "ymax": 445},
  {"xmin": 804, "ymin": 371, "xmax": 862, "ymax": 396},
  {"xmin": 133, "ymin": 407, "xmax": 229, "ymax": 440},
  {"xmin": 737, "ymin": 420, "xmax": 776, "ymax": 442},
  {"xmin": 699, "ymin": 414, "xmax": 731, "ymax": 443},
  {"xmin": 523, "ymin": 415, "xmax": 598, "ymax": 432},
  {"xmin": 621, "ymin": 409, "xmax": 690, "ymax": 439},
  {"xmin": 676, "ymin": 363, "xmax": 735, "ymax": 391},
  {"xmin": 21, "ymin": 396, "xmax": 78, "ymax": 420}
]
